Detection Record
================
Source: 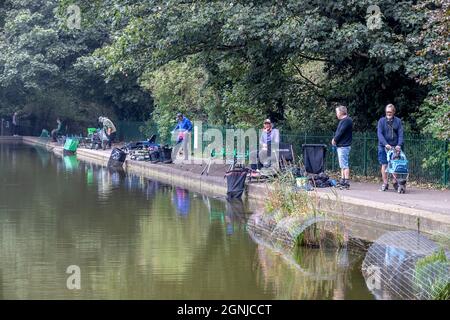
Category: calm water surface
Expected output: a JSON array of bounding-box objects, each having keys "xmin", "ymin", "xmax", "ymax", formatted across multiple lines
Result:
[{"xmin": 0, "ymin": 143, "xmax": 374, "ymax": 299}]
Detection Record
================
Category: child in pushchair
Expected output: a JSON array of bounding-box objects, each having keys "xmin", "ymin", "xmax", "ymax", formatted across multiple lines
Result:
[{"xmin": 386, "ymin": 148, "xmax": 409, "ymax": 194}]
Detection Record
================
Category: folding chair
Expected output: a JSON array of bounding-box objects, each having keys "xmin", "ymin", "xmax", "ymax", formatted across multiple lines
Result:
[{"xmin": 302, "ymin": 144, "xmax": 327, "ymax": 174}]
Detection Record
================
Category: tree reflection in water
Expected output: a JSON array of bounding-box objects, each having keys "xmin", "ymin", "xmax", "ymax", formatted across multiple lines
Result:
[
  {"xmin": 252, "ymin": 239, "xmax": 372, "ymax": 299},
  {"xmin": 0, "ymin": 144, "xmax": 373, "ymax": 299}
]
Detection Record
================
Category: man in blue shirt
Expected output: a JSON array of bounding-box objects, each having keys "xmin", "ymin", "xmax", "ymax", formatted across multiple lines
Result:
[
  {"xmin": 173, "ymin": 113, "xmax": 193, "ymax": 160},
  {"xmin": 377, "ymin": 104, "xmax": 404, "ymax": 191},
  {"xmin": 174, "ymin": 113, "xmax": 193, "ymax": 138}
]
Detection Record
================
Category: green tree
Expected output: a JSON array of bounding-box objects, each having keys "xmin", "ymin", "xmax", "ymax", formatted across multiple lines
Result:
[
  {"xmin": 86, "ymin": 0, "xmax": 431, "ymax": 132},
  {"xmin": 0, "ymin": 0, "xmax": 153, "ymax": 133},
  {"xmin": 407, "ymin": 0, "xmax": 449, "ymax": 140}
]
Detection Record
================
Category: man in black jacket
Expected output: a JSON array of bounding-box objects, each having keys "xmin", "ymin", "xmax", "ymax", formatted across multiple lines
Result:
[{"xmin": 331, "ymin": 105, "xmax": 353, "ymax": 189}]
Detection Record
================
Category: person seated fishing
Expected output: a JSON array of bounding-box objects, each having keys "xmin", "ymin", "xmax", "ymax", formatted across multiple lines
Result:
[
  {"xmin": 258, "ymin": 119, "xmax": 280, "ymax": 169},
  {"xmin": 98, "ymin": 116, "xmax": 117, "ymax": 149},
  {"xmin": 172, "ymin": 113, "xmax": 193, "ymax": 160},
  {"xmin": 51, "ymin": 118, "xmax": 63, "ymax": 142}
]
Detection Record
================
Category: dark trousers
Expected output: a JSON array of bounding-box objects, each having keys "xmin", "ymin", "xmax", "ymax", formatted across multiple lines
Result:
[
  {"xmin": 51, "ymin": 129, "xmax": 59, "ymax": 142},
  {"xmin": 12, "ymin": 124, "xmax": 18, "ymax": 135},
  {"xmin": 107, "ymin": 132, "xmax": 116, "ymax": 148}
]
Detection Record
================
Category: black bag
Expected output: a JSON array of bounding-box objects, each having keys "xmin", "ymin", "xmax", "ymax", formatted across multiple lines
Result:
[
  {"xmin": 309, "ymin": 172, "xmax": 332, "ymax": 188},
  {"xmin": 278, "ymin": 143, "xmax": 294, "ymax": 162},
  {"xmin": 108, "ymin": 148, "xmax": 127, "ymax": 168},
  {"xmin": 159, "ymin": 145, "xmax": 173, "ymax": 164},
  {"xmin": 226, "ymin": 168, "xmax": 248, "ymax": 200},
  {"xmin": 149, "ymin": 148, "xmax": 161, "ymax": 163}
]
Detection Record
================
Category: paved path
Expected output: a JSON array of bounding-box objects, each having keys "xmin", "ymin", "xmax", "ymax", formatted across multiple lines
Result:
[{"xmin": 316, "ymin": 182, "xmax": 450, "ymax": 215}]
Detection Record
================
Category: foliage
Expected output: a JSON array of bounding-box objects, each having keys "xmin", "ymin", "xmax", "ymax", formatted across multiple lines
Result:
[
  {"xmin": 265, "ymin": 167, "xmax": 316, "ymax": 219},
  {"xmin": 405, "ymin": 0, "xmax": 450, "ymax": 169},
  {"xmin": 85, "ymin": 0, "xmax": 434, "ymax": 133},
  {"xmin": 139, "ymin": 58, "xmax": 217, "ymax": 141},
  {"xmin": 414, "ymin": 248, "xmax": 450, "ymax": 300},
  {"xmin": 0, "ymin": 0, "xmax": 153, "ymax": 132},
  {"xmin": 1, "ymin": 0, "xmax": 448, "ymax": 145},
  {"xmin": 264, "ymin": 165, "xmax": 347, "ymax": 248}
]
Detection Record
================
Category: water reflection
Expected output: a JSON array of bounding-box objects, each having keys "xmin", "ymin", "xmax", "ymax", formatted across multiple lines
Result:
[
  {"xmin": 172, "ymin": 188, "xmax": 190, "ymax": 217},
  {"xmin": 143, "ymin": 180, "xmax": 161, "ymax": 201},
  {"xmin": 63, "ymin": 155, "xmax": 79, "ymax": 172},
  {"xmin": 34, "ymin": 146, "xmax": 51, "ymax": 167},
  {"xmin": 96, "ymin": 166, "xmax": 113, "ymax": 200},
  {"xmin": 253, "ymin": 244, "xmax": 370, "ymax": 300},
  {"xmin": 225, "ymin": 199, "xmax": 247, "ymax": 235},
  {"xmin": 0, "ymin": 144, "xmax": 373, "ymax": 299}
]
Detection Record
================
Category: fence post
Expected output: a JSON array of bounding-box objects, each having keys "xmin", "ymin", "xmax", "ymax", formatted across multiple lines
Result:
[
  {"xmin": 363, "ymin": 132, "xmax": 368, "ymax": 177},
  {"xmin": 443, "ymin": 140, "xmax": 449, "ymax": 186}
]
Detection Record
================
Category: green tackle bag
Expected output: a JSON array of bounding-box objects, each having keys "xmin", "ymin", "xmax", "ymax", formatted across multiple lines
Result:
[{"xmin": 64, "ymin": 138, "xmax": 79, "ymax": 152}]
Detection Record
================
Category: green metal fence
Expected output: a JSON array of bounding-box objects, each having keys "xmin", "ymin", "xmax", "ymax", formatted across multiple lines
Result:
[
  {"xmin": 281, "ymin": 131, "xmax": 449, "ymax": 186},
  {"xmin": 115, "ymin": 121, "xmax": 450, "ymax": 187},
  {"xmin": 4, "ymin": 117, "xmax": 445, "ymax": 186}
]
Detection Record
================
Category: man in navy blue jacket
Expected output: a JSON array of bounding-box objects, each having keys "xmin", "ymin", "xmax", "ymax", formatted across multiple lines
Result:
[
  {"xmin": 377, "ymin": 104, "xmax": 404, "ymax": 191},
  {"xmin": 332, "ymin": 105, "xmax": 353, "ymax": 189}
]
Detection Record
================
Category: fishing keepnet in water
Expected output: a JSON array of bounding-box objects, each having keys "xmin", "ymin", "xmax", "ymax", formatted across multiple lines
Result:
[{"xmin": 362, "ymin": 231, "xmax": 450, "ymax": 300}]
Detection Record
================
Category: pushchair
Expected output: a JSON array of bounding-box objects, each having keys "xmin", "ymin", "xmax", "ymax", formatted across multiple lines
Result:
[{"xmin": 386, "ymin": 149, "xmax": 409, "ymax": 194}]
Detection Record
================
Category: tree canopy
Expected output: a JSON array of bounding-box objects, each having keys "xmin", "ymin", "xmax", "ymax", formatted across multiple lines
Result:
[
  {"xmin": 0, "ymin": 0, "xmax": 152, "ymax": 133},
  {"xmin": 0, "ymin": 0, "xmax": 448, "ymax": 138}
]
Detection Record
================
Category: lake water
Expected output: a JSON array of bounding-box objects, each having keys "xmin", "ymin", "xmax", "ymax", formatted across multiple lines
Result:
[{"xmin": 0, "ymin": 143, "xmax": 374, "ymax": 299}]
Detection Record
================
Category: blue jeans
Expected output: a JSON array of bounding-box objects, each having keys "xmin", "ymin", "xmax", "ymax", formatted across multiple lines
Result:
[{"xmin": 337, "ymin": 146, "xmax": 351, "ymax": 169}]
